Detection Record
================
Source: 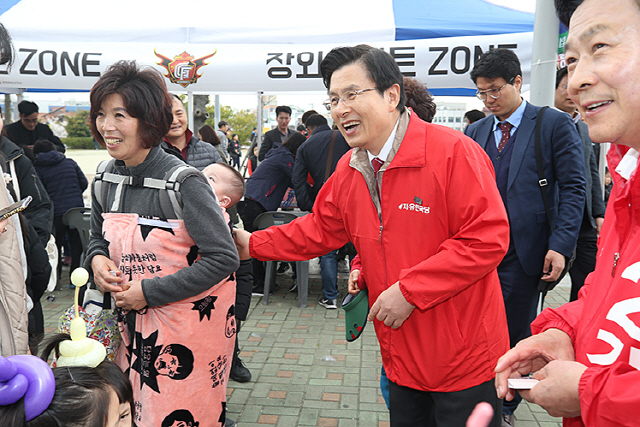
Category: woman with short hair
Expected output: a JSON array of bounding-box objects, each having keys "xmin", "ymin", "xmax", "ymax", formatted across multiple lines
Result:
[{"xmin": 86, "ymin": 60, "xmax": 239, "ymax": 427}]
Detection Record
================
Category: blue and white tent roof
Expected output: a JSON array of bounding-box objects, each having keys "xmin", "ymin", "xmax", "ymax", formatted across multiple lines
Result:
[
  {"xmin": 0, "ymin": 0, "xmax": 533, "ymax": 44},
  {"xmin": 0, "ymin": 0, "xmax": 535, "ymax": 94}
]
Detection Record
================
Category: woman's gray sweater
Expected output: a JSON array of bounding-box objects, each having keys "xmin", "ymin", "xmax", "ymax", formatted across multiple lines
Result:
[{"xmin": 85, "ymin": 146, "xmax": 239, "ymax": 307}]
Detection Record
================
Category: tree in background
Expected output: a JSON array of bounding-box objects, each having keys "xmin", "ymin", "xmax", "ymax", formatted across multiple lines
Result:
[
  {"xmin": 65, "ymin": 109, "xmax": 91, "ymax": 138},
  {"xmin": 206, "ymin": 104, "xmax": 256, "ymax": 145}
]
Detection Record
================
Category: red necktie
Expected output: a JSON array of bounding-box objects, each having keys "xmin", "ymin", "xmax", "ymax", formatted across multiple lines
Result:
[
  {"xmin": 372, "ymin": 157, "xmax": 384, "ymax": 179},
  {"xmin": 498, "ymin": 122, "xmax": 513, "ymax": 153},
  {"xmin": 372, "ymin": 157, "xmax": 384, "ymax": 197}
]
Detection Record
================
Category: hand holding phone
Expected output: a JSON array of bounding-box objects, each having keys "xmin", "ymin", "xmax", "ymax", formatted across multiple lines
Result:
[{"xmin": 0, "ymin": 196, "xmax": 32, "ymax": 221}]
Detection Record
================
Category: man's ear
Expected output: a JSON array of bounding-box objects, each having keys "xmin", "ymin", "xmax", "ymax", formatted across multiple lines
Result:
[
  {"xmin": 218, "ymin": 195, "xmax": 231, "ymax": 209},
  {"xmin": 514, "ymin": 75, "xmax": 523, "ymax": 93},
  {"xmin": 387, "ymin": 84, "xmax": 401, "ymax": 112}
]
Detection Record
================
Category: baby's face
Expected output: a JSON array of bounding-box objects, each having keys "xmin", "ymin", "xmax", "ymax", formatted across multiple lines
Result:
[{"xmin": 203, "ymin": 164, "xmax": 232, "ymax": 208}]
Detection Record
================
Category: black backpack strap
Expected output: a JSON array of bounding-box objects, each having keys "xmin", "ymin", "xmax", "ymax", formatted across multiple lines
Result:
[
  {"xmin": 94, "ymin": 160, "xmax": 199, "ymax": 218},
  {"xmin": 534, "ymin": 106, "xmax": 552, "ymax": 231},
  {"xmin": 94, "ymin": 159, "xmax": 116, "ymax": 212},
  {"xmin": 158, "ymin": 164, "xmax": 201, "ymax": 220},
  {"xmin": 95, "ymin": 159, "xmax": 170, "ymax": 213}
]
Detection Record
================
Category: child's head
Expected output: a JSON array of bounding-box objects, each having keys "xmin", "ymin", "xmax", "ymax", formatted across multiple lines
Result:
[
  {"xmin": 36, "ymin": 366, "xmax": 124, "ymax": 427},
  {"xmin": 33, "ymin": 139, "xmax": 56, "ymax": 156},
  {"xmin": 605, "ymin": 168, "xmax": 612, "ymax": 186},
  {"xmin": 34, "ymin": 335, "xmax": 134, "ymax": 427},
  {"xmin": 202, "ymin": 162, "xmax": 245, "ymax": 209},
  {"xmin": 95, "ymin": 361, "xmax": 133, "ymax": 427},
  {"xmin": 0, "ymin": 361, "xmax": 128, "ymax": 427}
]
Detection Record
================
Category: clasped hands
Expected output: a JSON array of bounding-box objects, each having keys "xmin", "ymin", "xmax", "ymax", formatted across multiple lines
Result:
[{"xmin": 90, "ymin": 255, "xmax": 147, "ymax": 311}]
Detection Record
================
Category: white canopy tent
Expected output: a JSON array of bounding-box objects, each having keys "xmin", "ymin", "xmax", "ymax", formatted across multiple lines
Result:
[
  {"xmin": 0, "ymin": 0, "xmax": 563, "ymax": 144},
  {"xmin": 0, "ymin": 0, "xmax": 537, "ymax": 95}
]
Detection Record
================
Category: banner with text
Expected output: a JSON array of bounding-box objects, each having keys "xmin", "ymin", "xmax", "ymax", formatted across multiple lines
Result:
[{"xmin": 0, "ymin": 32, "xmax": 533, "ymax": 95}]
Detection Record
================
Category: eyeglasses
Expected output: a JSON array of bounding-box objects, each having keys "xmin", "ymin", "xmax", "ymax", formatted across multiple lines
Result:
[
  {"xmin": 475, "ymin": 78, "xmax": 515, "ymax": 101},
  {"xmin": 323, "ymin": 88, "xmax": 376, "ymax": 111}
]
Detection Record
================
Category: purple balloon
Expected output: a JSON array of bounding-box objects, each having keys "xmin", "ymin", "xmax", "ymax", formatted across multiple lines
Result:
[
  {"xmin": 0, "ymin": 357, "xmax": 18, "ymax": 382},
  {"xmin": 0, "ymin": 373, "xmax": 27, "ymax": 405},
  {"xmin": 2, "ymin": 355, "xmax": 55, "ymax": 421}
]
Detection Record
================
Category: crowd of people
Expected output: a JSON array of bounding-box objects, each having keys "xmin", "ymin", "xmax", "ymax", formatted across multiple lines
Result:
[{"xmin": 3, "ymin": 0, "xmax": 640, "ymax": 425}]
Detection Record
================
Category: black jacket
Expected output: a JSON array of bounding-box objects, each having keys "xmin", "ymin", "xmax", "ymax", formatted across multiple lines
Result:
[
  {"xmin": 24, "ymin": 217, "xmax": 51, "ymax": 336},
  {"xmin": 1, "ymin": 137, "xmax": 53, "ymax": 246},
  {"xmin": 245, "ymin": 145, "xmax": 294, "ymax": 211},
  {"xmin": 228, "ymin": 139, "xmax": 241, "ymax": 158},
  {"xmin": 234, "ymin": 259, "xmax": 253, "ymax": 321},
  {"xmin": 258, "ymin": 127, "xmax": 293, "ymax": 161},
  {"xmin": 5, "ymin": 121, "xmax": 64, "ymax": 161},
  {"xmin": 161, "ymin": 131, "xmax": 222, "ymax": 171},
  {"xmin": 291, "ymin": 125, "xmax": 351, "ymax": 212},
  {"xmin": 34, "ymin": 150, "xmax": 88, "ymax": 217},
  {"xmin": 576, "ymin": 120, "xmax": 605, "ymax": 228}
]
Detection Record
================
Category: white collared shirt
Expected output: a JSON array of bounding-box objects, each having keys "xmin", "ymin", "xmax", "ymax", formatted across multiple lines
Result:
[
  {"xmin": 367, "ymin": 116, "xmax": 400, "ymax": 167},
  {"xmin": 616, "ymin": 148, "xmax": 639, "ymax": 180},
  {"xmin": 492, "ymin": 99, "xmax": 527, "ymax": 148}
]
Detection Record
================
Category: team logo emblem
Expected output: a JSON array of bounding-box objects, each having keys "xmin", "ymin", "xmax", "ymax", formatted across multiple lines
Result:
[{"xmin": 154, "ymin": 49, "xmax": 217, "ymax": 88}]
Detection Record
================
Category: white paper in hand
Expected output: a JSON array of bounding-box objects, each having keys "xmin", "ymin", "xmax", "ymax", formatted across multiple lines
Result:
[{"xmin": 507, "ymin": 378, "xmax": 539, "ymax": 389}]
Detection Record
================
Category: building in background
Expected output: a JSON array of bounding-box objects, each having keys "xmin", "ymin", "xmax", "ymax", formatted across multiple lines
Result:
[{"xmin": 432, "ymin": 102, "xmax": 466, "ymax": 132}]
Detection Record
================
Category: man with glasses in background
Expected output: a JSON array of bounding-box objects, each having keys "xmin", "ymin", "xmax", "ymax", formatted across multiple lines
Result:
[
  {"xmin": 464, "ymin": 48, "xmax": 586, "ymax": 427},
  {"xmin": 234, "ymin": 44, "xmax": 512, "ymax": 426}
]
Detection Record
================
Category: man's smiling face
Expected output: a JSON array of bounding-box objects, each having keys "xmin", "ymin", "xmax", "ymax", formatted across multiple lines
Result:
[
  {"xmin": 565, "ymin": 0, "xmax": 640, "ymax": 149},
  {"xmin": 329, "ymin": 63, "xmax": 399, "ymax": 155}
]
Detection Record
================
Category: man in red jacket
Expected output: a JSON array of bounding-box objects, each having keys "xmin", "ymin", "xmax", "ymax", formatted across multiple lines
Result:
[
  {"xmin": 234, "ymin": 45, "xmax": 510, "ymax": 426},
  {"xmin": 495, "ymin": 1, "xmax": 640, "ymax": 426}
]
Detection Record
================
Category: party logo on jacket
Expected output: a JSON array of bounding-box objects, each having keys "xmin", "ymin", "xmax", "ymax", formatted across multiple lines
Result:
[
  {"xmin": 154, "ymin": 49, "xmax": 217, "ymax": 88},
  {"xmin": 398, "ymin": 200, "xmax": 430, "ymax": 215}
]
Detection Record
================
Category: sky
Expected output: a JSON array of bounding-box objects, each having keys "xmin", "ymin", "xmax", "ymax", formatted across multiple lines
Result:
[{"xmin": 19, "ymin": 0, "xmax": 538, "ymax": 120}]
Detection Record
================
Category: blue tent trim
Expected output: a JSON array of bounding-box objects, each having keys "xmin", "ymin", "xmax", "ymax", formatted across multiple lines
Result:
[
  {"xmin": 393, "ymin": 0, "xmax": 534, "ymax": 40},
  {"xmin": 0, "ymin": 0, "xmax": 20, "ymax": 16},
  {"xmin": 428, "ymin": 88, "xmax": 477, "ymax": 96}
]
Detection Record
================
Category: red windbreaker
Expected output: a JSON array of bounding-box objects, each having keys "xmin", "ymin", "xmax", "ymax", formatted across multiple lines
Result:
[
  {"xmin": 250, "ymin": 111, "xmax": 510, "ymax": 392},
  {"xmin": 532, "ymin": 144, "xmax": 640, "ymax": 427}
]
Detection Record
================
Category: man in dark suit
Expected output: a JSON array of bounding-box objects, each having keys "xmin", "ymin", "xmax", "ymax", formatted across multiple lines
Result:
[
  {"xmin": 258, "ymin": 105, "xmax": 293, "ymax": 161},
  {"xmin": 554, "ymin": 66, "xmax": 605, "ymax": 302},
  {"xmin": 292, "ymin": 114, "xmax": 351, "ymax": 308},
  {"xmin": 5, "ymin": 100, "xmax": 64, "ymax": 160},
  {"xmin": 464, "ymin": 48, "xmax": 586, "ymax": 426},
  {"xmin": 292, "ymin": 114, "xmax": 350, "ymax": 212}
]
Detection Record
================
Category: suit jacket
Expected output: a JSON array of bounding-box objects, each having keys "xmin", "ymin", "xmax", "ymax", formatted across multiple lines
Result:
[
  {"xmin": 291, "ymin": 124, "xmax": 351, "ymax": 212},
  {"xmin": 465, "ymin": 102, "xmax": 586, "ymax": 276},
  {"xmin": 258, "ymin": 127, "xmax": 293, "ymax": 161},
  {"xmin": 576, "ymin": 120, "xmax": 605, "ymax": 227}
]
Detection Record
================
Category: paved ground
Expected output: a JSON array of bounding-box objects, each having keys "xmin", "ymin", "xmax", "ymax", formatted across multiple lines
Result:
[
  {"xmin": 44, "ymin": 263, "xmax": 570, "ymax": 427},
  {"xmin": 48, "ymin": 149, "xmax": 568, "ymax": 426}
]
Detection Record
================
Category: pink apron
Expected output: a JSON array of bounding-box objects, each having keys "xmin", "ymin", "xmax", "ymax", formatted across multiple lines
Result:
[{"xmin": 104, "ymin": 213, "xmax": 236, "ymax": 427}]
